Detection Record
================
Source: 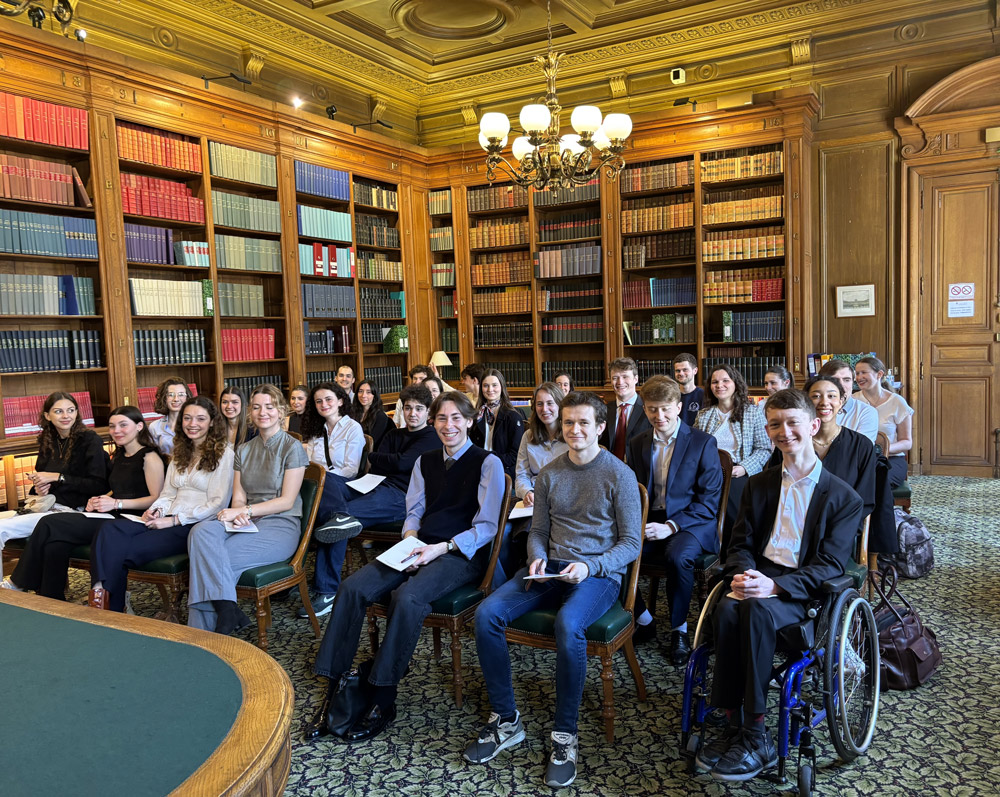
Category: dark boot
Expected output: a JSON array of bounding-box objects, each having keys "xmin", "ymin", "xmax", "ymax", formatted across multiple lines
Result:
[{"xmin": 213, "ymin": 599, "xmax": 252, "ymax": 635}]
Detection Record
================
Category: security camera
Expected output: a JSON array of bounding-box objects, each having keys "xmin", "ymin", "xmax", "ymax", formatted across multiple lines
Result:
[{"xmin": 670, "ymin": 68, "xmax": 686, "ymax": 86}]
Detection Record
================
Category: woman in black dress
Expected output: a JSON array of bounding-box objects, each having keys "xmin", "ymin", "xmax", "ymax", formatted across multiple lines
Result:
[
  {"xmin": 5, "ymin": 406, "xmax": 165, "ymax": 599},
  {"xmin": 470, "ymin": 368, "xmax": 525, "ymax": 479},
  {"xmin": 352, "ymin": 379, "xmax": 391, "ymax": 451}
]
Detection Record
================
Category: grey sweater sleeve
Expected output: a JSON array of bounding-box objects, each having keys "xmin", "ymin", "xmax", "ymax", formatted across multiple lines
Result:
[{"xmin": 577, "ymin": 466, "xmax": 642, "ymax": 581}]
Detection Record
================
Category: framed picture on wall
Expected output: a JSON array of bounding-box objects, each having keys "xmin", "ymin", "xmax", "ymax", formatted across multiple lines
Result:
[{"xmin": 835, "ymin": 284, "xmax": 876, "ymax": 317}]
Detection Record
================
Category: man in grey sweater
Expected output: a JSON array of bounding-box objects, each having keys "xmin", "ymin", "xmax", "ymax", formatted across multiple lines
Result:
[{"xmin": 464, "ymin": 391, "xmax": 641, "ymax": 789}]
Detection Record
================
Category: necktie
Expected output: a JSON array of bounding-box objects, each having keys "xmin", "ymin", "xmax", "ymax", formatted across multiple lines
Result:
[
  {"xmin": 612, "ymin": 403, "xmax": 628, "ymax": 460},
  {"xmin": 444, "ymin": 457, "xmax": 455, "ymax": 471}
]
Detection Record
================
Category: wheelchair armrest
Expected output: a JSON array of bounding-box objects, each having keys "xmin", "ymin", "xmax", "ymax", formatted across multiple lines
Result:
[{"xmin": 821, "ymin": 574, "xmax": 853, "ymax": 594}]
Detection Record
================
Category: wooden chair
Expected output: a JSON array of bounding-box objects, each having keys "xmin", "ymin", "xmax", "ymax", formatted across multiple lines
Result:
[
  {"xmin": 645, "ymin": 449, "xmax": 733, "ymax": 614},
  {"xmin": 235, "ymin": 462, "xmax": 326, "ymax": 650},
  {"xmin": 503, "ymin": 484, "xmax": 650, "ymax": 742},
  {"xmin": 360, "ymin": 434, "xmax": 374, "ymax": 476},
  {"xmin": 366, "ymin": 474, "xmax": 514, "ymax": 707}
]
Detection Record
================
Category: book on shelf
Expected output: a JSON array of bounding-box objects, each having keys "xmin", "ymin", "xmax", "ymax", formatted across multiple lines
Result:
[
  {"xmin": 480, "ymin": 360, "xmax": 533, "ymax": 387},
  {"xmin": 533, "ymin": 178, "xmax": 599, "ymax": 206},
  {"xmin": 355, "ymin": 214, "xmax": 400, "ymax": 248},
  {"xmin": 541, "ymin": 359, "xmax": 605, "ymax": 387},
  {"xmin": 703, "ymin": 354, "xmax": 786, "ymax": 388},
  {"xmin": 211, "ymin": 191, "xmax": 279, "ymax": 233},
  {"xmin": 299, "ymin": 242, "xmax": 354, "ymax": 278},
  {"xmin": 466, "ymin": 184, "xmax": 528, "ymax": 212},
  {"xmin": 702, "ymin": 273, "xmax": 784, "ymax": 304},
  {"xmin": 473, "ymin": 286, "xmax": 531, "ymax": 315},
  {"xmin": 301, "ymin": 283, "xmax": 357, "ymax": 319},
  {"xmin": 0, "ymin": 93, "xmax": 89, "ymax": 150},
  {"xmin": 128, "ymin": 277, "xmax": 214, "ymax": 316},
  {"xmin": 125, "ymin": 223, "xmax": 206, "ymax": 266},
  {"xmin": 215, "ymin": 234, "xmax": 280, "ymax": 272},
  {"xmin": 474, "ymin": 321, "xmax": 533, "ymax": 348},
  {"xmin": 621, "ymin": 159, "xmax": 694, "ymax": 193},
  {"xmin": 136, "ymin": 382, "xmax": 198, "ymax": 420},
  {"xmin": 622, "ymin": 276, "xmax": 696, "ymax": 309},
  {"xmin": 440, "ymin": 327, "xmax": 459, "ymax": 352},
  {"xmin": 718, "ymin": 309, "xmax": 786, "ymax": 342},
  {"xmin": 357, "ymin": 254, "xmax": 402, "ymax": 281},
  {"xmin": 701, "ymin": 145, "xmax": 783, "ymax": 183},
  {"xmin": 622, "ymin": 314, "xmax": 697, "ymax": 345},
  {"xmin": 471, "ymin": 252, "xmax": 533, "ymax": 285},
  {"xmin": 702, "ymin": 225, "xmax": 785, "ymax": 262},
  {"xmin": 364, "ymin": 365, "xmax": 404, "ymax": 394},
  {"xmin": 133, "ymin": 328, "xmax": 207, "ymax": 366},
  {"xmin": 0, "ymin": 209, "xmax": 98, "ymax": 258},
  {"xmin": 429, "ymin": 226, "xmax": 454, "ymax": 251},
  {"xmin": 536, "ymin": 279, "xmax": 602, "ymax": 312},
  {"xmin": 220, "ymin": 328, "xmax": 275, "ymax": 361},
  {"xmin": 805, "ymin": 352, "xmax": 876, "ymax": 378},
  {"xmin": 294, "ymin": 161, "xmax": 350, "ymax": 201},
  {"xmin": 538, "ymin": 211, "xmax": 600, "ymax": 242},
  {"xmin": 469, "ymin": 217, "xmax": 528, "ymax": 249},
  {"xmin": 3, "ymin": 390, "xmax": 94, "ymax": 438},
  {"xmin": 224, "ymin": 374, "xmax": 285, "ymax": 396},
  {"xmin": 534, "ymin": 243, "xmax": 602, "ymax": 278},
  {"xmin": 353, "ymin": 179, "xmax": 398, "ymax": 211},
  {"xmin": 431, "ymin": 262, "xmax": 456, "ymax": 287},
  {"xmin": 428, "ymin": 189, "xmax": 452, "ymax": 215},
  {"xmin": 306, "ymin": 326, "xmax": 352, "ymax": 355},
  {"xmin": 0, "ymin": 274, "xmax": 95, "ymax": 316},
  {"xmin": 217, "ymin": 282, "xmax": 264, "ymax": 317},
  {"xmin": 0, "ymin": 152, "xmax": 80, "ymax": 206},
  {"xmin": 297, "ymin": 204, "xmax": 352, "ymax": 242},
  {"xmin": 702, "ymin": 185, "xmax": 784, "ymax": 225},
  {"xmin": 116, "ymin": 121, "xmax": 200, "ymax": 172},
  {"xmin": 622, "ymin": 231, "xmax": 696, "ymax": 263},
  {"xmin": 208, "ymin": 141, "xmax": 277, "ymax": 188},
  {"xmin": 540, "ymin": 313, "xmax": 603, "ymax": 344},
  {"xmin": 0, "ymin": 329, "xmax": 103, "ymax": 372},
  {"xmin": 620, "ymin": 194, "xmax": 694, "ymax": 233},
  {"xmin": 121, "ymin": 173, "xmax": 205, "ymax": 223},
  {"xmin": 359, "ymin": 287, "xmax": 405, "ymax": 319}
]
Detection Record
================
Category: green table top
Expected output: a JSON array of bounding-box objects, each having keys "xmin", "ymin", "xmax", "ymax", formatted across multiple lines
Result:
[{"xmin": 0, "ymin": 602, "xmax": 243, "ymax": 797}]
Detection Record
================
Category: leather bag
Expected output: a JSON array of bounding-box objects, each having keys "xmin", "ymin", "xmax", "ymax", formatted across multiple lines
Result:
[
  {"xmin": 871, "ymin": 567, "xmax": 942, "ymax": 690},
  {"xmin": 326, "ymin": 660, "xmax": 373, "ymax": 738}
]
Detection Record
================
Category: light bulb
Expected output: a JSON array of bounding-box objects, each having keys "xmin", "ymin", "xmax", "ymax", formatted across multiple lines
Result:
[
  {"xmin": 291, "ymin": 97, "xmax": 304, "ymax": 109},
  {"xmin": 602, "ymin": 113, "xmax": 632, "ymax": 140},
  {"xmin": 519, "ymin": 104, "xmax": 551, "ymax": 134},
  {"xmin": 479, "ymin": 112, "xmax": 511, "ymax": 139},
  {"xmin": 570, "ymin": 105, "xmax": 602, "ymax": 135}
]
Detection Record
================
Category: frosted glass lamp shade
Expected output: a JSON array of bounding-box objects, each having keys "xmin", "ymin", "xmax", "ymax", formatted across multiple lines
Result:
[
  {"xmin": 519, "ymin": 104, "xmax": 551, "ymax": 134},
  {"xmin": 511, "ymin": 136, "xmax": 534, "ymax": 161},
  {"xmin": 602, "ymin": 113, "xmax": 632, "ymax": 140},
  {"xmin": 560, "ymin": 134, "xmax": 584, "ymax": 155},
  {"xmin": 591, "ymin": 128, "xmax": 612, "ymax": 151},
  {"xmin": 479, "ymin": 132, "xmax": 507, "ymax": 150},
  {"xmin": 480, "ymin": 112, "xmax": 511, "ymax": 139},
  {"xmin": 570, "ymin": 105, "xmax": 602, "ymax": 135}
]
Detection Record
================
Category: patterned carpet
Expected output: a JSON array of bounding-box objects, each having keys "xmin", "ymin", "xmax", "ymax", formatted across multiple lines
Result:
[{"xmin": 58, "ymin": 476, "xmax": 1000, "ymax": 794}]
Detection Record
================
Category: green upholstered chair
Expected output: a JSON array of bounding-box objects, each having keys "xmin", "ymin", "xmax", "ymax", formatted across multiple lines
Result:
[
  {"xmin": 893, "ymin": 480, "xmax": 912, "ymax": 511},
  {"xmin": 502, "ymin": 484, "xmax": 649, "ymax": 743},
  {"xmin": 235, "ymin": 462, "xmax": 325, "ymax": 651},
  {"xmin": 644, "ymin": 449, "xmax": 733, "ymax": 615},
  {"xmin": 366, "ymin": 474, "xmax": 514, "ymax": 708}
]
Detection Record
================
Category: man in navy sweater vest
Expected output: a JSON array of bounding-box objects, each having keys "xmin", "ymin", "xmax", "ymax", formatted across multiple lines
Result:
[{"xmin": 308, "ymin": 391, "xmax": 505, "ymax": 743}]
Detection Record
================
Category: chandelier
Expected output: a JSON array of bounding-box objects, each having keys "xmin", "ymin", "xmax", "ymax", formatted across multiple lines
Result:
[{"xmin": 477, "ymin": 0, "xmax": 632, "ymax": 191}]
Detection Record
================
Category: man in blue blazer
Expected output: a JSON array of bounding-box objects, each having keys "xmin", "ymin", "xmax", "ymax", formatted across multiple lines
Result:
[{"xmin": 627, "ymin": 375, "xmax": 723, "ymax": 663}]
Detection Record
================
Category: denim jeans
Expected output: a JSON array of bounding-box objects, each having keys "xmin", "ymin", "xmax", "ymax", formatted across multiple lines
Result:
[{"xmin": 475, "ymin": 564, "xmax": 620, "ymax": 734}]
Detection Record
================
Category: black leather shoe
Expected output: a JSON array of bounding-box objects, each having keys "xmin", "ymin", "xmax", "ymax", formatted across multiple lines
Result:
[
  {"xmin": 345, "ymin": 702, "xmax": 396, "ymax": 743},
  {"xmin": 633, "ymin": 619, "xmax": 658, "ymax": 645},
  {"xmin": 303, "ymin": 694, "xmax": 331, "ymax": 741},
  {"xmin": 693, "ymin": 724, "xmax": 741, "ymax": 773},
  {"xmin": 711, "ymin": 728, "xmax": 777, "ymax": 782},
  {"xmin": 669, "ymin": 630, "xmax": 692, "ymax": 665}
]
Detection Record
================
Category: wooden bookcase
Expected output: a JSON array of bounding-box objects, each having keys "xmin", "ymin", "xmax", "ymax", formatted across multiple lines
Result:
[{"xmin": 427, "ymin": 187, "xmax": 460, "ymax": 382}]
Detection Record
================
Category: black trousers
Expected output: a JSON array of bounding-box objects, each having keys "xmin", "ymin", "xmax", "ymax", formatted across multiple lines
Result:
[
  {"xmin": 11, "ymin": 514, "xmax": 109, "ymax": 599},
  {"xmin": 721, "ymin": 474, "xmax": 748, "ymax": 559},
  {"xmin": 887, "ymin": 456, "xmax": 908, "ymax": 489},
  {"xmin": 635, "ymin": 516, "xmax": 708, "ymax": 629}
]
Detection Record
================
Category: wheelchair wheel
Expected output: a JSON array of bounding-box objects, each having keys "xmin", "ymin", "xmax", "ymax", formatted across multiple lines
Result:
[
  {"xmin": 797, "ymin": 763, "xmax": 814, "ymax": 797},
  {"xmin": 823, "ymin": 590, "xmax": 880, "ymax": 761}
]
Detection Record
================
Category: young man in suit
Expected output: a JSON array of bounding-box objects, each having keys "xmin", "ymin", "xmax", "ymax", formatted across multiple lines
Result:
[
  {"xmin": 627, "ymin": 375, "xmax": 723, "ymax": 663},
  {"xmin": 598, "ymin": 357, "xmax": 651, "ymax": 462},
  {"xmin": 695, "ymin": 388, "xmax": 863, "ymax": 782}
]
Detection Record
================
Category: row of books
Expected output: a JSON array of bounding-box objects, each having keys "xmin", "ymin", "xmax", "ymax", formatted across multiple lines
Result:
[
  {"xmin": 307, "ymin": 370, "xmax": 337, "ymax": 388},
  {"xmin": 0, "ymin": 153, "xmax": 88, "ymax": 207},
  {"xmin": 706, "ymin": 265, "xmax": 784, "ymax": 283},
  {"xmin": 362, "ymin": 322, "xmax": 388, "ymax": 344},
  {"xmin": 701, "ymin": 146, "xmax": 783, "ymax": 183},
  {"xmin": 539, "ymin": 213, "xmax": 600, "ymax": 242},
  {"xmin": 475, "ymin": 321, "xmax": 533, "ymax": 348},
  {"xmin": 541, "ymin": 360, "xmax": 605, "ymax": 387},
  {"xmin": 4, "ymin": 391, "xmax": 96, "ymax": 438},
  {"xmin": 622, "ymin": 160, "xmax": 694, "ymax": 193},
  {"xmin": 621, "ymin": 196, "xmax": 694, "ymax": 234},
  {"xmin": 219, "ymin": 282, "xmax": 265, "ymax": 317},
  {"xmin": 354, "ymin": 180, "xmax": 398, "ymax": 211},
  {"xmin": 467, "ymin": 184, "xmax": 528, "ymax": 212},
  {"xmin": 438, "ymin": 292, "xmax": 455, "ymax": 318},
  {"xmin": 720, "ymin": 309, "xmax": 786, "ymax": 342},
  {"xmin": 307, "ymin": 326, "xmax": 352, "ymax": 355},
  {"xmin": 429, "ymin": 227, "xmax": 454, "ymax": 251},
  {"xmin": 0, "ymin": 93, "xmax": 89, "ymax": 150},
  {"xmin": 137, "ymin": 383, "xmax": 199, "ymax": 420},
  {"xmin": 540, "ymin": 313, "xmax": 603, "ymax": 344},
  {"xmin": 471, "ymin": 254, "xmax": 533, "ymax": 286},
  {"xmin": 702, "ymin": 355, "xmax": 787, "ymax": 387},
  {"xmin": 125, "ymin": 223, "xmax": 203, "ymax": 266},
  {"xmin": 622, "ymin": 232, "xmax": 696, "ymax": 264},
  {"xmin": 469, "ymin": 218, "xmax": 529, "ymax": 249},
  {"xmin": 129, "ymin": 277, "xmax": 213, "ymax": 316},
  {"xmin": 216, "ymin": 234, "xmax": 282, "ymax": 272},
  {"xmin": 623, "ymin": 276, "xmax": 697, "ymax": 309},
  {"xmin": 635, "ymin": 359, "xmax": 680, "ymax": 383},
  {"xmin": 212, "ymin": 191, "xmax": 280, "ymax": 233},
  {"xmin": 220, "ymin": 328, "xmax": 275, "ymax": 361},
  {"xmin": 294, "ymin": 161, "xmax": 350, "ymax": 202},
  {"xmin": 428, "ymin": 189, "xmax": 453, "ymax": 216},
  {"xmin": 297, "ymin": 204, "xmax": 351, "ymax": 243},
  {"xmin": 438, "ymin": 364, "xmax": 459, "ymax": 381},
  {"xmin": 535, "ymin": 243, "xmax": 602, "ymax": 278},
  {"xmin": 121, "ymin": 173, "xmax": 205, "ymax": 223},
  {"xmin": 359, "ymin": 287, "xmax": 404, "ymax": 319},
  {"xmin": 358, "ymin": 256, "xmax": 403, "ymax": 281},
  {"xmin": 481, "ymin": 360, "xmax": 534, "ymax": 387},
  {"xmin": 225, "ymin": 375, "xmax": 285, "ymax": 398},
  {"xmin": 534, "ymin": 178, "xmax": 600, "ymax": 206},
  {"xmin": 364, "ymin": 366, "xmax": 405, "ymax": 395},
  {"xmin": 440, "ymin": 327, "xmax": 458, "ymax": 352},
  {"xmin": 0, "ymin": 210, "xmax": 98, "ymax": 259},
  {"xmin": 702, "ymin": 187, "xmax": 784, "ymax": 225},
  {"xmin": 208, "ymin": 141, "xmax": 277, "ymax": 188},
  {"xmin": 299, "ymin": 242, "xmax": 353, "ymax": 278},
  {"xmin": 703, "ymin": 278, "xmax": 785, "ymax": 304},
  {"xmin": 117, "ymin": 121, "xmax": 200, "ymax": 173},
  {"xmin": 537, "ymin": 281, "xmax": 602, "ymax": 312},
  {"xmin": 702, "ymin": 226, "xmax": 785, "ymax": 262},
  {"xmin": 0, "ymin": 274, "xmax": 96, "ymax": 316},
  {"xmin": 302, "ymin": 284, "xmax": 356, "ymax": 318},
  {"xmin": 133, "ymin": 328, "xmax": 207, "ymax": 366},
  {"xmin": 473, "ymin": 286, "xmax": 531, "ymax": 315},
  {"xmin": 356, "ymin": 214, "xmax": 400, "ymax": 249},
  {"xmin": 805, "ymin": 352, "xmax": 876, "ymax": 378},
  {"xmin": 623, "ymin": 314, "xmax": 697, "ymax": 345},
  {"xmin": 1, "ymin": 329, "xmax": 103, "ymax": 373},
  {"xmin": 432, "ymin": 262, "xmax": 456, "ymax": 287}
]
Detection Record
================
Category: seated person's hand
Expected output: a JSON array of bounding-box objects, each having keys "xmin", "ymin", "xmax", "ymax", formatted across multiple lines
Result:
[
  {"xmin": 644, "ymin": 521, "xmax": 673, "ymax": 541},
  {"xmin": 526, "ymin": 558, "xmax": 549, "ymax": 585},
  {"xmin": 32, "ymin": 471, "xmax": 61, "ymax": 487},
  {"xmin": 731, "ymin": 465, "xmax": 747, "ymax": 478},
  {"xmin": 217, "ymin": 507, "xmax": 250, "ymax": 526},
  {"xmin": 402, "ymin": 528, "xmax": 419, "ymax": 539},
  {"xmin": 522, "ymin": 491, "xmax": 534, "ymax": 508},
  {"xmin": 141, "ymin": 507, "xmax": 162, "ymax": 523},
  {"xmin": 404, "ymin": 542, "xmax": 448, "ymax": 572},
  {"xmin": 559, "ymin": 562, "xmax": 590, "ymax": 584},
  {"xmin": 87, "ymin": 495, "xmax": 115, "ymax": 513},
  {"xmin": 731, "ymin": 569, "xmax": 781, "ymax": 599},
  {"xmin": 145, "ymin": 515, "xmax": 176, "ymax": 529},
  {"xmin": 34, "ymin": 482, "xmax": 51, "ymax": 496}
]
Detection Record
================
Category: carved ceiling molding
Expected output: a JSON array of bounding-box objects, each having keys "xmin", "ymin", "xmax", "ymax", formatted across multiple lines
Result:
[
  {"xmin": 241, "ymin": 45, "xmax": 267, "ymax": 81},
  {"xmin": 790, "ymin": 36, "xmax": 812, "ymax": 64},
  {"xmin": 608, "ymin": 72, "xmax": 629, "ymax": 98},
  {"xmin": 370, "ymin": 94, "xmax": 388, "ymax": 122},
  {"xmin": 460, "ymin": 103, "xmax": 479, "ymax": 126}
]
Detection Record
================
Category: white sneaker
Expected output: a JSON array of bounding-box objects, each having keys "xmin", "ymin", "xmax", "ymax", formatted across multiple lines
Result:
[
  {"xmin": 1, "ymin": 577, "xmax": 23, "ymax": 591},
  {"xmin": 463, "ymin": 712, "xmax": 525, "ymax": 763}
]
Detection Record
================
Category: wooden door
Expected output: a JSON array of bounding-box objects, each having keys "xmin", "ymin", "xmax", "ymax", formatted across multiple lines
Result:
[{"xmin": 918, "ymin": 169, "xmax": 1000, "ymax": 476}]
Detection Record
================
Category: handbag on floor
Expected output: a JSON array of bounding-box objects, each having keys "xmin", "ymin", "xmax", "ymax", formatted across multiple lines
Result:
[
  {"xmin": 871, "ymin": 567, "xmax": 942, "ymax": 690},
  {"xmin": 880, "ymin": 508, "xmax": 934, "ymax": 579},
  {"xmin": 326, "ymin": 659, "xmax": 374, "ymax": 738}
]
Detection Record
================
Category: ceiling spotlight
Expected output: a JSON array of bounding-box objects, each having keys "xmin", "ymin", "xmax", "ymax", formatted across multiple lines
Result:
[
  {"xmin": 325, "ymin": 104, "xmax": 338, "ymax": 120},
  {"xmin": 291, "ymin": 96, "xmax": 304, "ymax": 109},
  {"xmin": 27, "ymin": 5, "xmax": 45, "ymax": 28},
  {"xmin": 74, "ymin": 28, "xmax": 87, "ymax": 42}
]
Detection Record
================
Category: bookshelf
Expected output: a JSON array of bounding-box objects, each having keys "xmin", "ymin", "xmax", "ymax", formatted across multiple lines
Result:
[{"xmin": 428, "ymin": 187, "xmax": 460, "ymax": 382}]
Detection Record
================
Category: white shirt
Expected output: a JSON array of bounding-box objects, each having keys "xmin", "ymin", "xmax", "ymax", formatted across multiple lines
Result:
[
  {"xmin": 616, "ymin": 393, "xmax": 639, "ymax": 425},
  {"xmin": 148, "ymin": 446, "xmax": 235, "ymax": 525},
  {"xmin": 304, "ymin": 414, "xmax": 365, "ymax": 478},
  {"xmin": 853, "ymin": 391, "xmax": 914, "ymax": 456},
  {"xmin": 764, "ymin": 459, "xmax": 823, "ymax": 568},
  {"xmin": 837, "ymin": 397, "xmax": 878, "ymax": 443},
  {"xmin": 712, "ymin": 409, "xmax": 739, "ymax": 457},
  {"xmin": 651, "ymin": 422, "xmax": 681, "ymax": 512}
]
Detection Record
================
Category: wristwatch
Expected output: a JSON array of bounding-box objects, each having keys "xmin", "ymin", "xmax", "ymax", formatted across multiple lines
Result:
[{"xmin": 446, "ymin": 539, "xmax": 456, "ymax": 553}]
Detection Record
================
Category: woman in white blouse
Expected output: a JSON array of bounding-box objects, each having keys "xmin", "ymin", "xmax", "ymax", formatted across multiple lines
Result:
[
  {"xmin": 147, "ymin": 377, "xmax": 189, "ymax": 457},
  {"xmin": 88, "ymin": 396, "xmax": 235, "ymax": 612},
  {"xmin": 514, "ymin": 382, "xmax": 568, "ymax": 505},
  {"xmin": 853, "ymin": 355, "xmax": 913, "ymax": 488}
]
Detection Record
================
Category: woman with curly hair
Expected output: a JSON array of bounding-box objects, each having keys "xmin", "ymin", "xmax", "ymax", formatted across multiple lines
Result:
[
  {"xmin": 352, "ymin": 379, "xmax": 391, "ymax": 451},
  {"xmin": 88, "ymin": 396, "xmax": 235, "ymax": 612},
  {"xmin": 0, "ymin": 391, "xmax": 108, "ymax": 553},
  {"xmin": 147, "ymin": 377, "xmax": 189, "ymax": 457}
]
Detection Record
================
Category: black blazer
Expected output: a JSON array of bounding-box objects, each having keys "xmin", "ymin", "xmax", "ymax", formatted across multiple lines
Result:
[
  {"xmin": 627, "ymin": 423, "xmax": 723, "ymax": 551},
  {"xmin": 471, "ymin": 406, "xmax": 525, "ymax": 478},
  {"xmin": 363, "ymin": 409, "xmax": 392, "ymax": 452},
  {"xmin": 723, "ymin": 466, "xmax": 863, "ymax": 602},
  {"xmin": 598, "ymin": 396, "xmax": 652, "ymax": 462}
]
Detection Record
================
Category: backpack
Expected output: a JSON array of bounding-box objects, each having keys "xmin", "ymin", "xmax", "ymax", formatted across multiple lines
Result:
[{"xmin": 880, "ymin": 508, "xmax": 934, "ymax": 579}]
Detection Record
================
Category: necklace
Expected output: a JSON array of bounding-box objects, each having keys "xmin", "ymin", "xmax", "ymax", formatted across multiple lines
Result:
[{"xmin": 814, "ymin": 426, "xmax": 841, "ymax": 449}]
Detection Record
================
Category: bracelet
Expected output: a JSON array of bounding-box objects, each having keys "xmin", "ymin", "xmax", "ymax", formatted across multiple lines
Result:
[
  {"xmin": 117, "ymin": 499, "xmax": 123, "ymax": 511},
  {"xmin": 246, "ymin": 504, "xmax": 253, "ymax": 518}
]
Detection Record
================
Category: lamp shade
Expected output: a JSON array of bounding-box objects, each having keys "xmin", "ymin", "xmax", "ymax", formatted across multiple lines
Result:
[
  {"xmin": 570, "ymin": 105, "xmax": 602, "ymax": 135},
  {"xmin": 519, "ymin": 103, "xmax": 551, "ymax": 134},
  {"xmin": 480, "ymin": 112, "xmax": 511, "ymax": 139},
  {"xmin": 429, "ymin": 350, "xmax": 453, "ymax": 367},
  {"xmin": 560, "ymin": 133, "xmax": 584, "ymax": 156},
  {"xmin": 591, "ymin": 127, "xmax": 612, "ymax": 152},
  {"xmin": 511, "ymin": 136, "xmax": 534, "ymax": 161},
  {"xmin": 602, "ymin": 112, "xmax": 632, "ymax": 140}
]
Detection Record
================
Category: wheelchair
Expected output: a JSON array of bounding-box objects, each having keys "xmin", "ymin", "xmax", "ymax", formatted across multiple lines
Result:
[{"xmin": 680, "ymin": 568, "xmax": 880, "ymax": 796}]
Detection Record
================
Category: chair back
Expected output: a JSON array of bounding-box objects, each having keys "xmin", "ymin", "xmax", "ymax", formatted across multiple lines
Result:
[
  {"xmin": 875, "ymin": 431, "xmax": 890, "ymax": 459},
  {"xmin": 715, "ymin": 449, "xmax": 734, "ymax": 549},
  {"xmin": 360, "ymin": 434, "xmax": 374, "ymax": 475},
  {"xmin": 287, "ymin": 430, "xmax": 302, "ymax": 442},
  {"xmin": 287, "ymin": 463, "xmax": 326, "ymax": 572},
  {"xmin": 620, "ymin": 484, "xmax": 650, "ymax": 612},
  {"xmin": 477, "ymin": 474, "xmax": 515, "ymax": 594}
]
